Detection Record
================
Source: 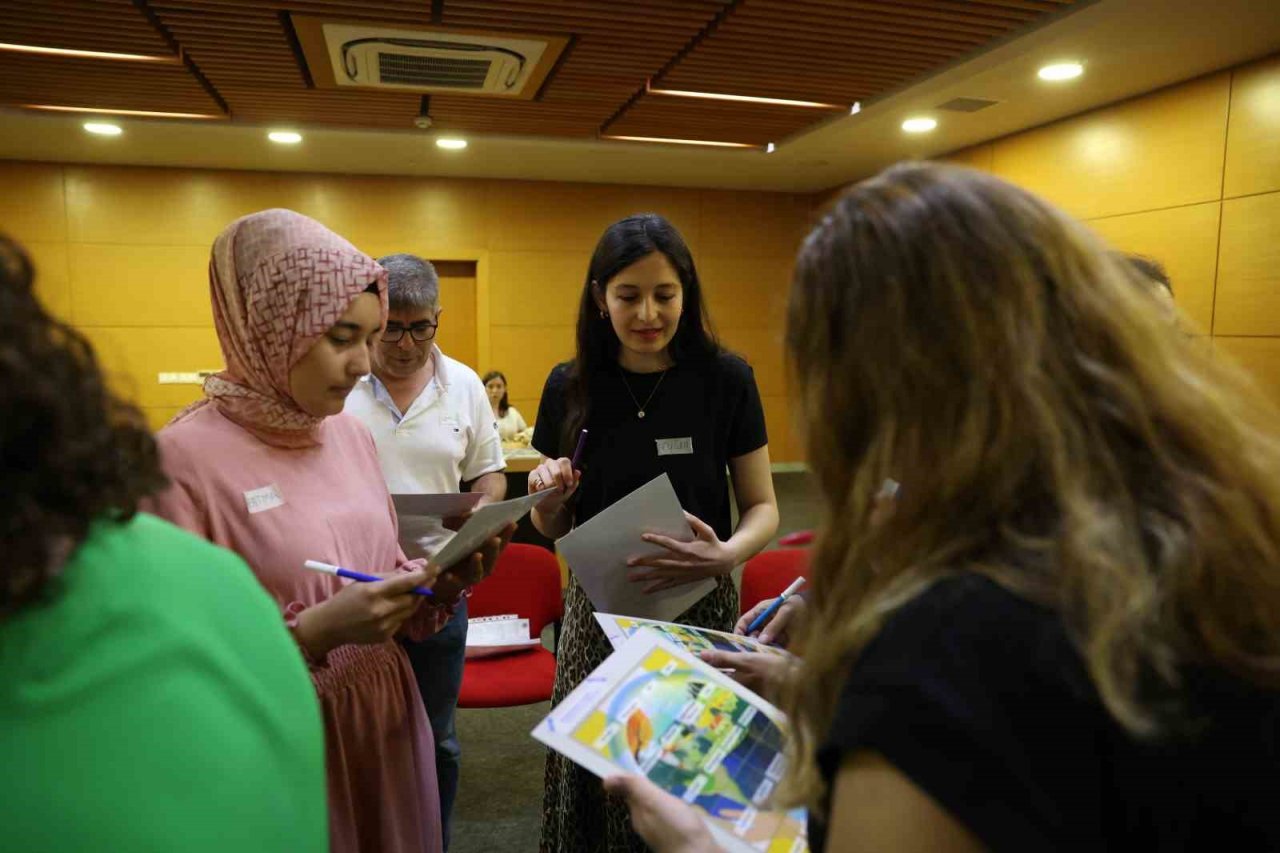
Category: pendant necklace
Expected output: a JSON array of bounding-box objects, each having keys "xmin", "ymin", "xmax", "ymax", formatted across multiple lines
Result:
[{"xmin": 620, "ymin": 368, "xmax": 669, "ymax": 419}]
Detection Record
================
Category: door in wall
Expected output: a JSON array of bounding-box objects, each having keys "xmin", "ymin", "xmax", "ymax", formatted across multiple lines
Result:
[{"xmin": 431, "ymin": 260, "xmax": 478, "ymax": 372}]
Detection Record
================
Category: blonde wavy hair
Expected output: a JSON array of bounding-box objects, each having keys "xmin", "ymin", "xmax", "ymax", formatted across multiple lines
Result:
[{"xmin": 781, "ymin": 162, "xmax": 1280, "ymax": 810}]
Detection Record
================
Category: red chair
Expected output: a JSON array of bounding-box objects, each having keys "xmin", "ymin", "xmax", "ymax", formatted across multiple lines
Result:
[
  {"xmin": 777, "ymin": 530, "xmax": 814, "ymax": 547},
  {"xmin": 740, "ymin": 548, "xmax": 810, "ymax": 617},
  {"xmin": 459, "ymin": 543, "xmax": 563, "ymax": 708}
]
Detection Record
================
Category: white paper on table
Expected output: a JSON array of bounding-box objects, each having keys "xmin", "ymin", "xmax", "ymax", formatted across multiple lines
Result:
[
  {"xmin": 556, "ymin": 474, "xmax": 716, "ymax": 622},
  {"xmin": 431, "ymin": 489, "xmax": 546, "ymax": 570},
  {"xmin": 391, "ymin": 492, "xmax": 483, "ymax": 518},
  {"xmin": 593, "ymin": 612, "xmax": 793, "ymax": 660},
  {"xmin": 530, "ymin": 633, "xmax": 809, "ymax": 853},
  {"xmin": 466, "ymin": 615, "xmax": 541, "ymax": 659}
]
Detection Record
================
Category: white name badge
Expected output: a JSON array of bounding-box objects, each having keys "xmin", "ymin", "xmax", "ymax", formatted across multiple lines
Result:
[
  {"xmin": 243, "ymin": 483, "xmax": 285, "ymax": 514},
  {"xmin": 655, "ymin": 437, "xmax": 694, "ymax": 456}
]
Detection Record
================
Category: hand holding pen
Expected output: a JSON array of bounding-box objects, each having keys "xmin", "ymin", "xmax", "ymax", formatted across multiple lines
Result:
[
  {"xmin": 529, "ymin": 428, "xmax": 587, "ymax": 513},
  {"xmin": 292, "ymin": 562, "xmax": 438, "ymax": 659}
]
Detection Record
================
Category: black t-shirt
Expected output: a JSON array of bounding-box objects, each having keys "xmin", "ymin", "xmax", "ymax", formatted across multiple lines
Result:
[
  {"xmin": 813, "ymin": 574, "xmax": 1280, "ymax": 852},
  {"xmin": 531, "ymin": 352, "xmax": 767, "ymax": 540}
]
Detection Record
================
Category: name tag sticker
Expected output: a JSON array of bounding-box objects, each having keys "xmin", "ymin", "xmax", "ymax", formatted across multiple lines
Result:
[
  {"xmin": 656, "ymin": 437, "xmax": 694, "ymax": 456},
  {"xmin": 243, "ymin": 483, "xmax": 285, "ymax": 514}
]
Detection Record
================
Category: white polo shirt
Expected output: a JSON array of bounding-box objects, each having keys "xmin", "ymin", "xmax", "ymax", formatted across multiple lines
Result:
[{"xmin": 344, "ymin": 346, "xmax": 505, "ymax": 560}]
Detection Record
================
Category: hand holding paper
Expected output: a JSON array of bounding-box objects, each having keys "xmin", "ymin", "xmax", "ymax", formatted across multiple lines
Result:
[
  {"xmin": 627, "ymin": 511, "xmax": 738, "ymax": 593},
  {"xmin": 557, "ymin": 475, "xmax": 716, "ymax": 622}
]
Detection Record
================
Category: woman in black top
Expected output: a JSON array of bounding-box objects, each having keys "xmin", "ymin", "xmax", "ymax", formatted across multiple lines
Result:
[
  {"xmin": 607, "ymin": 163, "xmax": 1280, "ymax": 851},
  {"xmin": 530, "ymin": 213, "xmax": 779, "ymax": 852}
]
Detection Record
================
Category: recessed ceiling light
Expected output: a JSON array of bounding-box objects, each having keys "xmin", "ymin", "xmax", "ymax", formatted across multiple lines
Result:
[
  {"xmin": 436, "ymin": 138, "xmax": 468, "ymax": 150},
  {"xmin": 83, "ymin": 121, "xmax": 122, "ymax": 136},
  {"xmin": 850, "ymin": 101, "xmax": 862, "ymax": 115},
  {"xmin": 601, "ymin": 134, "xmax": 758, "ymax": 149},
  {"xmin": 0, "ymin": 41, "xmax": 176, "ymax": 63},
  {"xmin": 26, "ymin": 104, "xmax": 221, "ymax": 119},
  {"xmin": 646, "ymin": 84, "xmax": 842, "ymax": 110},
  {"xmin": 268, "ymin": 130, "xmax": 302, "ymax": 144},
  {"xmin": 766, "ymin": 142, "xmax": 776, "ymax": 154},
  {"xmin": 1038, "ymin": 62, "xmax": 1084, "ymax": 82},
  {"xmin": 901, "ymin": 117, "xmax": 937, "ymax": 133}
]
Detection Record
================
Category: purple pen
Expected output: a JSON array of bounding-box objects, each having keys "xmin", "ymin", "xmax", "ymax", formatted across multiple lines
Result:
[{"xmin": 570, "ymin": 428, "xmax": 588, "ymax": 469}]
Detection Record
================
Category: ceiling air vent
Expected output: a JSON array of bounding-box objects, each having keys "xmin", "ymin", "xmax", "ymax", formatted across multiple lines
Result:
[
  {"xmin": 291, "ymin": 17, "xmax": 570, "ymax": 99},
  {"xmin": 936, "ymin": 97, "xmax": 1001, "ymax": 112}
]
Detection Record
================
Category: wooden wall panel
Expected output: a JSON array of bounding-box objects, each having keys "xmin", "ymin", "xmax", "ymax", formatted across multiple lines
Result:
[
  {"xmin": 700, "ymin": 191, "xmax": 812, "ymax": 259},
  {"xmin": 990, "ymin": 72, "xmax": 1231, "ymax": 220},
  {"xmin": 69, "ymin": 244, "xmax": 211, "ymax": 327},
  {"xmin": 488, "ymin": 251, "xmax": 588, "ymax": 327},
  {"xmin": 487, "ymin": 324, "xmax": 577, "ymax": 424},
  {"xmin": 64, "ymin": 166, "xmax": 296, "ymax": 245},
  {"xmin": 0, "ymin": 162, "xmax": 66, "ymax": 244},
  {"xmin": 1214, "ymin": 192, "xmax": 1280, "ymax": 336},
  {"xmin": 26, "ymin": 241, "xmax": 71, "ymax": 320},
  {"xmin": 1085, "ymin": 202, "xmax": 1221, "ymax": 332},
  {"xmin": 938, "ymin": 144, "xmax": 994, "ymax": 172},
  {"xmin": 700, "ymin": 254, "xmax": 793, "ymax": 331},
  {"xmin": 1224, "ymin": 55, "xmax": 1280, "ymax": 199},
  {"xmin": 80, "ymin": 326, "xmax": 221, "ymax": 408},
  {"xmin": 1214, "ymin": 337, "xmax": 1280, "ymax": 406}
]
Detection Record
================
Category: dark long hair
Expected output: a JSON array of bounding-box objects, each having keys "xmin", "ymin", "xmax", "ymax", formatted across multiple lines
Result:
[
  {"xmin": 482, "ymin": 370, "xmax": 510, "ymax": 416},
  {"xmin": 559, "ymin": 213, "xmax": 720, "ymax": 454},
  {"xmin": 0, "ymin": 235, "xmax": 167, "ymax": 618}
]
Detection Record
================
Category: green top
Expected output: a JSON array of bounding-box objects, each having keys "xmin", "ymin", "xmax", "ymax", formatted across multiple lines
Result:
[{"xmin": 0, "ymin": 512, "xmax": 327, "ymax": 851}]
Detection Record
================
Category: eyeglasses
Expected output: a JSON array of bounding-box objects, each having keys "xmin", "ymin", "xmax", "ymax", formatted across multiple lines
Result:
[{"xmin": 381, "ymin": 321, "xmax": 438, "ymax": 343}]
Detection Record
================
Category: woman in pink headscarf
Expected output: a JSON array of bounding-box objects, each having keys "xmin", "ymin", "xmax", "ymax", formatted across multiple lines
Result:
[{"xmin": 152, "ymin": 209, "xmax": 485, "ymax": 853}]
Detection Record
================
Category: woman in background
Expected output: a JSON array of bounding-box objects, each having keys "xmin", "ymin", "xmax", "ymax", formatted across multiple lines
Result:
[
  {"xmin": 0, "ymin": 235, "xmax": 327, "ymax": 851},
  {"xmin": 483, "ymin": 369, "xmax": 528, "ymax": 441},
  {"xmin": 530, "ymin": 213, "xmax": 779, "ymax": 851},
  {"xmin": 151, "ymin": 209, "xmax": 493, "ymax": 853},
  {"xmin": 609, "ymin": 163, "xmax": 1280, "ymax": 850}
]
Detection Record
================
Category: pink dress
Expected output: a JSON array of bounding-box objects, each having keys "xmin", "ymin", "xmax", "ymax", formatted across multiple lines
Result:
[{"xmin": 152, "ymin": 405, "xmax": 444, "ymax": 853}]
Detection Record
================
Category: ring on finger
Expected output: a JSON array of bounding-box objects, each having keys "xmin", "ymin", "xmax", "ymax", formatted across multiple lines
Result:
[{"xmin": 532, "ymin": 474, "xmax": 543, "ymax": 489}]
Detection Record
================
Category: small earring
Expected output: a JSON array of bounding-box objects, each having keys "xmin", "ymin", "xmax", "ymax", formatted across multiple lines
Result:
[{"xmin": 599, "ymin": 309, "xmax": 608, "ymax": 319}]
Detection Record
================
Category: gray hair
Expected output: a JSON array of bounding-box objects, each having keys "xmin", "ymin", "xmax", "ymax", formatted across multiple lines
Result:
[{"xmin": 377, "ymin": 253, "xmax": 439, "ymax": 313}]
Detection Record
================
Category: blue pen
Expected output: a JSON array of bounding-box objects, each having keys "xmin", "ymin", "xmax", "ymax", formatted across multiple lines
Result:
[
  {"xmin": 303, "ymin": 560, "xmax": 435, "ymax": 597},
  {"xmin": 746, "ymin": 576, "xmax": 806, "ymax": 635}
]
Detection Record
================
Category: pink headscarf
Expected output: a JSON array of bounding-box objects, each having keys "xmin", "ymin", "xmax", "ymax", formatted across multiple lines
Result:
[{"xmin": 172, "ymin": 208, "xmax": 387, "ymax": 447}]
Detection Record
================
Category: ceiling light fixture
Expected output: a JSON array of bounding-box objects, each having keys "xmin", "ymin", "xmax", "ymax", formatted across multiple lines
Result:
[
  {"xmin": 601, "ymin": 134, "xmax": 759, "ymax": 149},
  {"xmin": 850, "ymin": 101, "xmax": 862, "ymax": 115},
  {"xmin": 436, "ymin": 138, "xmax": 468, "ymax": 150},
  {"xmin": 1038, "ymin": 61, "xmax": 1084, "ymax": 81},
  {"xmin": 268, "ymin": 130, "xmax": 302, "ymax": 144},
  {"xmin": 0, "ymin": 41, "xmax": 177, "ymax": 63},
  {"xmin": 646, "ymin": 83, "xmax": 843, "ymax": 110},
  {"xmin": 901, "ymin": 117, "xmax": 938, "ymax": 133},
  {"xmin": 24, "ymin": 104, "xmax": 222, "ymax": 119},
  {"xmin": 83, "ymin": 121, "xmax": 122, "ymax": 136},
  {"xmin": 766, "ymin": 142, "xmax": 776, "ymax": 154}
]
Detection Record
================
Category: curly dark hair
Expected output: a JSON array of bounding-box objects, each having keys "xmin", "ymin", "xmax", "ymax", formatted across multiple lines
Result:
[{"xmin": 0, "ymin": 235, "xmax": 167, "ymax": 618}]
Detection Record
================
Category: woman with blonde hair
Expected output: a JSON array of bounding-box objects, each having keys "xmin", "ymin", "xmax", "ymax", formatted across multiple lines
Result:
[{"xmin": 608, "ymin": 163, "xmax": 1280, "ymax": 850}]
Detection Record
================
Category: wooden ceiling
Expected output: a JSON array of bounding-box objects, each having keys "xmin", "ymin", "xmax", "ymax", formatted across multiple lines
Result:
[{"xmin": 0, "ymin": 0, "xmax": 1077, "ymax": 145}]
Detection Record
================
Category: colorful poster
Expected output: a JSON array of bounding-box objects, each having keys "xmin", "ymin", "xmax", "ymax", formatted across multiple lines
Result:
[
  {"xmin": 594, "ymin": 612, "xmax": 794, "ymax": 661},
  {"xmin": 532, "ymin": 633, "xmax": 808, "ymax": 853}
]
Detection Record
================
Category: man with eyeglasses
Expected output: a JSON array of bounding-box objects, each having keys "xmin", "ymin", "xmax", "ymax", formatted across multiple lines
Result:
[{"xmin": 343, "ymin": 253, "xmax": 507, "ymax": 851}]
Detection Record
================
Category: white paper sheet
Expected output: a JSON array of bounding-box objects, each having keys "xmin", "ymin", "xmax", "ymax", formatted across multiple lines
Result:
[
  {"xmin": 531, "ymin": 633, "xmax": 809, "ymax": 853},
  {"xmin": 466, "ymin": 615, "xmax": 541, "ymax": 659},
  {"xmin": 556, "ymin": 474, "xmax": 716, "ymax": 622},
  {"xmin": 391, "ymin": 492, "xmax": 483, "ymax": 518},
  {"xmin": 431, "ymin": 489, "xmax": 546, "ymax": 570}
]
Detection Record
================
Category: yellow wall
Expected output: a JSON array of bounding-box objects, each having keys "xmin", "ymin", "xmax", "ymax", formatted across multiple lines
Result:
[
  {"xmin": 932, "ymin": 53, "xmax": 1280, "ymax": 400},
  {"xmin": 0, "ymin": 164, "xmax": 812, "ymax": 460}
]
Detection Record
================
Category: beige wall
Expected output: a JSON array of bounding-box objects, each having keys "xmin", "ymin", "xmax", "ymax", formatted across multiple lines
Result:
[
  {"xmin": 932, "ymin": 54, "xmax": 1280, "ymax": 400},
  {"xmin": 0, "ymin": 165, "xmax": 812, "ymax": 460}
]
